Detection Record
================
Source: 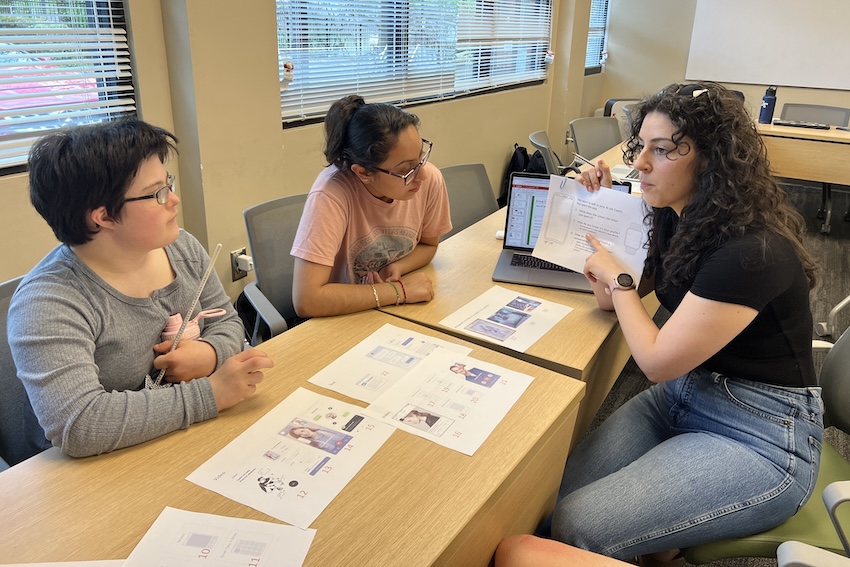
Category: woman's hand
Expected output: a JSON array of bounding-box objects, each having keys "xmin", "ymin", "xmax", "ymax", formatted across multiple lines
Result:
[
  {"xmin": 372, "ymin": 264, "xmax": 433, "ymax": 304},
  {"xmin": 377, "ymin": 262, "xmax": 402, "ymax": 283},
  {"xmin": 209, "ymin": 348, "xmax": 274, "ymax": 411},
  {"xmin": 153, "ymin": 339, "xmax": 217, "ymax": 382},
  {"xmin": 575, "ymin": 158, "xmax": 613, "ymax": 192},
  {"xmin": 398, "ymin": 271, "xmax": 434, "ymax": 304},
  {"xmin": 583, "ymin": 233, "xmax": 629, "ymax": 293}
]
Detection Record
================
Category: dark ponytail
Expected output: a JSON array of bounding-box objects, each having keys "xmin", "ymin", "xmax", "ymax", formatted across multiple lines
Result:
[{"xmin": 324, "ymin": 95, "xmax": 420, "ymax": 170}]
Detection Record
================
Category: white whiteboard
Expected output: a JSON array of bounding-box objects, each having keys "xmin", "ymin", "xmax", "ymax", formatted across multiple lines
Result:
[{"xmin": 686, "ymin": 0, "xmax": 850, "ymax": 91}]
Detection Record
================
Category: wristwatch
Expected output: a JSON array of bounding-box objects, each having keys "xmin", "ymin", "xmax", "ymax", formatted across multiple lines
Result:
[{"xmin": 610, "ymin": 273, "xmax": 636, "ymax": 292}]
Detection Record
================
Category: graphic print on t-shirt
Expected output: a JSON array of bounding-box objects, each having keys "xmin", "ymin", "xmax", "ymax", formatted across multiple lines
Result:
[{"xmin": 351, "ymin": 227, "xmax": 416, "ymax": 282}]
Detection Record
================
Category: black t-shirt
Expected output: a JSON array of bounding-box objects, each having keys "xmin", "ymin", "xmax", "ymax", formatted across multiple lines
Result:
[{"xmin": 655, "ymin": 231, "xmax": 816, "ymax": 387}]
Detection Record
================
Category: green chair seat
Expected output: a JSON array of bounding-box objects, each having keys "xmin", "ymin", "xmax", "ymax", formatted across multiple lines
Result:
[{"xmin": 684, "ymin": 440, "xmax": 850, "ymax": 564}]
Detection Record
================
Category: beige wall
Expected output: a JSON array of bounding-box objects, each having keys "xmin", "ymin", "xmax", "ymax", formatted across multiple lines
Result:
[
  {"xmin": 4, "ymin": 0, "xmax": 847, "ymax": 297},
  {"xmin": 595, "ymin": 0, "xmax": 850, "ymax": 120},
  {"xmin": 602, "ymin": 0, "xmax": 698, "ymax": 101},
  {"xmin": 0, "ymin": 0, "xmax": 585, "ymax": 295},
  {"xmin": 0, "ymin": 0, "xmax": 181, "ymax": 283}
]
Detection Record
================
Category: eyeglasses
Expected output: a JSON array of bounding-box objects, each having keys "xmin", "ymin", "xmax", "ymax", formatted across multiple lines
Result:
[
  {"xmin": 124, "ymin": 174, "xmax": 175, "ymax": 205},
  {"xmin": 373, "ymin": 139, "xmax": 433, "ymax": 185}
]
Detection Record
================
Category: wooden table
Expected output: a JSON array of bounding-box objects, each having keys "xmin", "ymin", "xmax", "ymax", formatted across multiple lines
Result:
[
  {"xmin": 0, "ymin": 310, "xmax": 584, "ymax": 567},
  {"xmin": 756, "ymin": 123, "xmax": 850, "ymax": 186},
  {"xmin": 757, "ymin": 123, "xmax": 850, "ymax": 233},
  {"xmin": 381, "ymin": 173, "xmax": 658, "ymax": 443}
]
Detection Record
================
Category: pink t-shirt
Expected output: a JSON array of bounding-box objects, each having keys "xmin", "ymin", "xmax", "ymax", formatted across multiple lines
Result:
[{"xmin": 291, "ymin": 162, "xmax": 452, "ymax": 284}]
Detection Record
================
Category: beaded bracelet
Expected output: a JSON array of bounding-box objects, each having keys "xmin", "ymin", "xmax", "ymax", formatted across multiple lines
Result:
[
  {"xmin": 397, "ymin": 280, "xmax": 407, "ymax": 304},
  {"xmin": 370, "ymin": 284, "xmax": 381, "ymax": 308},
  {"xmin": 387, "ymin": 281, "xmax": 401, "ymax": 306}
]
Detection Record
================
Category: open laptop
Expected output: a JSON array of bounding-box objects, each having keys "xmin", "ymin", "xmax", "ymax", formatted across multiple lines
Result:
[
  {"xmin": 611, "ymin": 164, "xmax": 641, "ymax": 181},
  {"xmin": 491, "ymin": 172, "xmax": 593, "ymax": 292}
]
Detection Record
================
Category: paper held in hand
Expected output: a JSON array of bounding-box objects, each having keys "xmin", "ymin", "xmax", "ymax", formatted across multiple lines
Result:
[{"xmin": 532, "ymin": 175, "xmax": 649, "ymax": 282}]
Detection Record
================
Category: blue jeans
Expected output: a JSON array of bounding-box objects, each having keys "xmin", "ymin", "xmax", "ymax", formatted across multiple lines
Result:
[{"xmin": 549, "ymin": 368, "xmax": 824, "ymax": 560}]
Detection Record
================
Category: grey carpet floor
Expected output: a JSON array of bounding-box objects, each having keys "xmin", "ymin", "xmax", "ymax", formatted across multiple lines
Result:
[{"xmin": 584, "ymin": 183, "xmax": 850, "ymax": 567}]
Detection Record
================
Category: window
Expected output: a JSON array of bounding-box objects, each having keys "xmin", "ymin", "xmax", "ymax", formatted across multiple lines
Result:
[
  {"xmin": 0, "ymin": 0, "xmax": 137, "ymax": 171},
  {"xmin": 585, "ymin": 0, "xmax": 609, "ymax": 75},
  {"xmin": 276, "ymin": 0, "xmax": 552, "ymax": 123}
]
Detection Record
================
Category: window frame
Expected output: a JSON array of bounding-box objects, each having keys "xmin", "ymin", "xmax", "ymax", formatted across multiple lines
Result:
[
  {"xmin": 276, "ymin": 0, "xmax": 553, "ymax": 127},
  {"xmin": 0, "ymin": 0, "xmax": 137, "ymax": 175},
  {"xmin": 584, "ymin": 0, "xmax": 610, "ymax": 76}
]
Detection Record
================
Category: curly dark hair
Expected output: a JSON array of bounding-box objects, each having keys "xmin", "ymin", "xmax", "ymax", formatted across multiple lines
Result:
[{"xmin": 624, "ymin": 82, "xmax": 817, "ymax": 290}]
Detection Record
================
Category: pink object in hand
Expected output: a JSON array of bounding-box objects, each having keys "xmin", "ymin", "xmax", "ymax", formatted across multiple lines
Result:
[{"xmin": 161, "ymin": 308, "xmax": 228, "ymax": 342}]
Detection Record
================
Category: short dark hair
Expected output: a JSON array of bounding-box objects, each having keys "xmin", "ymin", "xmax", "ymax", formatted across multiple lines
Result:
[
  {"xmin": 323, "ymin": 94, "xmax": 420, "ymax": 170},
  {"xmin": 28, "ymin": 119, "xmax": 178, "ymax": 245}
]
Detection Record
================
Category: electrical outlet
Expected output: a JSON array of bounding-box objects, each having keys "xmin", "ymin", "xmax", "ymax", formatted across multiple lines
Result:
[{"xmin": 230, "ymin": 247, "xmax": 248, "ymax": 281}]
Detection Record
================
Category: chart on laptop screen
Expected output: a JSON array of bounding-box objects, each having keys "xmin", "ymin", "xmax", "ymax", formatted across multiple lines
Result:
[{"xmin": 505, "ymin": 176, "xmax": 550, "ymax": 248}]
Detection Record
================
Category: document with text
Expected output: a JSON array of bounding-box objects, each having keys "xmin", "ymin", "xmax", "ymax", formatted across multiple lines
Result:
[
  {"xmin": 124, "ymin": 507, "xmax": 314, "ymax": 567},
  {"xmin": 438, "ymin": 285, "xmax": 572, "ymax": 352},
  {"xmin": 366, "ymin": 348, "xmax": 533, "ymax": 456},
  {"xmin": 533, "ymin": 175, "xmax": 649, "ymax": 281},
  {"xmin": 187, "ymin": 388, "xmax": 395, "ymax": 529},
  {"xmin": 308, "ymin": 323, "xmax": 472, "ymax": 403}
]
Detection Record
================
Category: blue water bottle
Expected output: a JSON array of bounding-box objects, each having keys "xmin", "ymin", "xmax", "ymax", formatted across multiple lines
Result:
[{"xmin": 758, "ymin": 86, "xmax": 777, "ymax": 124}]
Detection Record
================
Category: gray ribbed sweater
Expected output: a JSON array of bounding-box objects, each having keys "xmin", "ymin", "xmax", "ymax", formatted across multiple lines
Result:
[{"xmin": 8, "ymin": 230, "xmax": 244, "ymax": 457}]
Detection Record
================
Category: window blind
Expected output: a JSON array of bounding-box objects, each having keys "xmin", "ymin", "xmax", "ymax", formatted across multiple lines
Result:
[
  {"xmin": 585, "ymin": 0, "xmax": 609, "ymax": 69},
  {"xmin": 276, "ymin": 0, "xmax": 552, "ymax": 123},
  {"xmin": 0, "ymin": 0, "xmax": 136, "ymax": 171}
]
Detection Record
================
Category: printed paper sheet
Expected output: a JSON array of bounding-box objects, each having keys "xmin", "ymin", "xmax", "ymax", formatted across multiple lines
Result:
[
  {"xmin": 308, "ymin": 323, "xmax": 472, "ymax": 402},
  {"xmin": 533, "ymin": 175, "xmax": 649, "ymax": 281},
  {"xmin": 187, "ymin": 388, "xmax": 394, "ymax": 529},
  {"xmin": 438, "ymin": 285, "xmax": 572, "ymax": 351},
  {"xmin": 366, "ymin": 348, "xmax": 533, "ymax": 455},
  {"xmin": 123, "ymin": 507, "xmax": 314, "ymax": 567}
]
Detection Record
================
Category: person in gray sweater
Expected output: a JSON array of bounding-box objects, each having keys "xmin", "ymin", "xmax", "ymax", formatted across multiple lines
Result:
[{"xmin": 8, "ymin": 119, "xmax": 274, "ymax": 458}]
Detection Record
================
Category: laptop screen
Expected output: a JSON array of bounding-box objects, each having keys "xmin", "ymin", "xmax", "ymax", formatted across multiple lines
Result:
[{"xmin": 504, "ymin": 173, "xmax": 551, "ymax": 251}]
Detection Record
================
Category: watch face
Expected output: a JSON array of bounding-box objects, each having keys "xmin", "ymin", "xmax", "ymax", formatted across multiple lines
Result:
[{"xmin": 617, "ymin": 273, "xmax": 635, "ymax": 288}]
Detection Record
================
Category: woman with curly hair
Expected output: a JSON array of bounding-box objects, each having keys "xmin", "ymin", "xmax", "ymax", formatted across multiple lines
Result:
[{"xmin": 513, "ymin": 83, "xmax": 824, "ymax": 567}]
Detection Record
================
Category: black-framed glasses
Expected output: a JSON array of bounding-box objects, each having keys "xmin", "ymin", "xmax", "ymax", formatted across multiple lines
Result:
[
  {"xmin": 373, "ymin": 139, "xmax": 433, "ymax": 185},
  {"xmin": 124, "ymin": 174, "xmax": 175, "ymax": 205}
]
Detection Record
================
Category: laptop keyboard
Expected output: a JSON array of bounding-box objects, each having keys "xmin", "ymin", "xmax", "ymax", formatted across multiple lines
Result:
[
  {"xmin": 511, "ymin": 254, "xmax": 575, "ymax": 273},
  {"xmin": 626, "ymin": 168, "xmax": 640, "ymax": 180}
]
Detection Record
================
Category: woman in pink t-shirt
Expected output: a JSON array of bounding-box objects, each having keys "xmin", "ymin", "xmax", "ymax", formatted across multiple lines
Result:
[{"xmin": 291, "ymin": 95, "xmax": 452, "ymax": 317}]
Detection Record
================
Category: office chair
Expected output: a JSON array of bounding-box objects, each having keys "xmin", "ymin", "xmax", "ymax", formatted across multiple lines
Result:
[
  {"xmin": 568, "ymin": 117, "xmax": 624, "ymax": 164},
  {"xmin": 776, "ymin": 481, "xmax": 850, "ymax": 566},
  {"xmin": 528, "ymin": 131, "xmax": 574, "ymax": 176},
  {"xmin": 620, "ymin": 103, "xmax": 635, "ymax": 137},
  {"xmin": 0, "ymin": 276, "xmax": 51, "ymax": 469},
  {"xmin": 817, "ymin": 293, "xmax": 850, "ymax": 338},
  {"xmin": 683, "ymin": 326, "xmax": 850, "ymax": 564},
  {"xmin": 440, "ymin": 163, "xmax": 499, "ymax": 239},
  {"xmin": 776, "ymin": 481, "xmax": 850, "ymax": 567},
  {"xmin": 242, "ymin": 193, "xmax": 309, "ymax": 345},
  {"xmin": 602, "ymin": 98, "xmax": 640, "ymax": 140},
  {"xmin": 779, "ymin": 542, "xmax": 850, "ymax": 567},
  {"xmin": 778, "ymin": 103, "xmax": 850, "ymax": 234}
]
